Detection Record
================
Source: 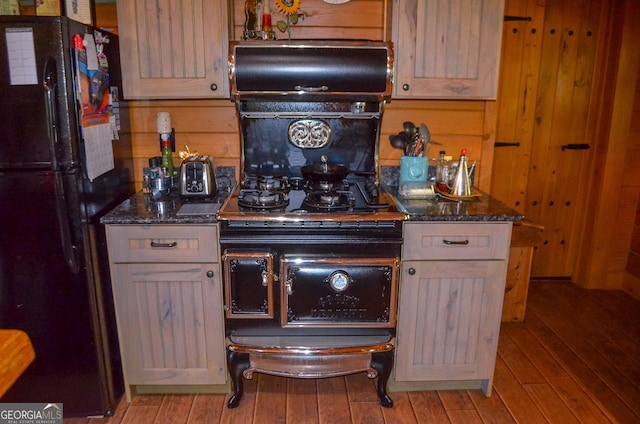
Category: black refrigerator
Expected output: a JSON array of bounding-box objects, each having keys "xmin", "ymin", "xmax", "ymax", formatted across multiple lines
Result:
[{"xmin": 0, "ymin": 16, "xmax": 133, "ymax": 417}]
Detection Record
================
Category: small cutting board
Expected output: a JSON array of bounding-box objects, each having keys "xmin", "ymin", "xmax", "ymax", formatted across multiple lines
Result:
[{"xmin": 176, "ymin": 202, "xmax": 221, "ymax": 216}]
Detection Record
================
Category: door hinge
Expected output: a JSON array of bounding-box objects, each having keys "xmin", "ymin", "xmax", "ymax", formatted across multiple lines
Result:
[
  {"xmin": 504, "ymin": 15, "xmax": 532, "ymax": 22},
  {"xmin": 561, "ymin": 143, "xmax": 590, "ymax": 151}
]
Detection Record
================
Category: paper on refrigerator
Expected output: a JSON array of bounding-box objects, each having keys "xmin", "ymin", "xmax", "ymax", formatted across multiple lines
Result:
[
  {"xmin": 83, "ymin": 123, "xmax": 114, "ymax": 181},
  {"xmin": 4, "ymin": 27, "xmax": 38, "ymax": 85}
]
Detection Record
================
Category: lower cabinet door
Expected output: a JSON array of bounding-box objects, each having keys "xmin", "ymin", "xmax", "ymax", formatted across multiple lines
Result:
[
  {"xmin": 112, "ymin": 262, "xmax": 226, "ymax": 386},
  {"xmin": 395, "ymin": 260, "xmax": 506, "ymax": 393}
]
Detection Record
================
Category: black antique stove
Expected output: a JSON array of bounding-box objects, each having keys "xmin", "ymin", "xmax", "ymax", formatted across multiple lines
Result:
[{"xmin": 219, "ymin": 40, "xmax": 407, "ymax": 408}]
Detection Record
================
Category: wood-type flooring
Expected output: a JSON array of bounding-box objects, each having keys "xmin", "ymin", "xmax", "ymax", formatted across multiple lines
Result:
[{"xmin": 64, "ymin": 280, "xmax": 640, "ymax": 423}]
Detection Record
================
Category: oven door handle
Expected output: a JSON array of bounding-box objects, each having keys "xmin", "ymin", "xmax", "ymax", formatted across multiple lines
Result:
[
  {"xmin": 284, "ymin": 276, "xmax": 293, "ymax": 295},
  {"xmin": 261, "ymin": 270, "xmax": 278, "ymax": 286},
  {"xmin": 294, "ymin": 85, "xmax": 328, "ymax": 92}
]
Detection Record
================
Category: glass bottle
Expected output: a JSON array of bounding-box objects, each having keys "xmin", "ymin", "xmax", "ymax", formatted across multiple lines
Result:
[
  {"xmin": 435, "ymin": 150, "xmax": 449, "ymax": 192},
  {"xmin": 161, "ymin": 135, "xmax": 174, "ymax": 176},
  {"xmin": 262, "ymin": 0, "xmax": 274, "ymax": 39}
]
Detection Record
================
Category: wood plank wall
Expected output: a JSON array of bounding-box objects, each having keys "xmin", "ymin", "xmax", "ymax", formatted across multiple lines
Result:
[
  {"xmin": 94, "ymin": 0, "xmax": 496, "ymax": 191},
  {"xmin": 621, "ymin": 3, "xmax": 640, "ymax": 298},
  {"xmin": 486, "ymin": 0, "xmax": 640, "ymax": 294},
  {"xmin": 576, "ymin": 0, "xmax": 640, "ymax": 294},
  {"xmin": 625, "ymin": 69, "xmax": 640, "ymax": 297}
]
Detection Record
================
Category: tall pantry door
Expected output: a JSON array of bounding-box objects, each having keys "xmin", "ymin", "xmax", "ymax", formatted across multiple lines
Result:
[{"xmin": 492, "ymin": 0, "xmax": 605, "ymax": 278}]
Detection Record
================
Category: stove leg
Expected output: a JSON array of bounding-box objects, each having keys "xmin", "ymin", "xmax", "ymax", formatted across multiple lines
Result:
[
  {"xmin": 227, "ymin": 351, "xmax": 250, "ymax": 408},
  {"xmin": 371, "ymin": 351, "xmax": 394, "ymax": 408}
]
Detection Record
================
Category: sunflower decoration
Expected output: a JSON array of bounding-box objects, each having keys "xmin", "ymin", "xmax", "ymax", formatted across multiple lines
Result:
[
  {"xmin": 273, "ymin": 0, "xmax": 304, "ymax": 38},
  {"xmin": 275, "ymin": 0, "xmax": 301, "ymax": 15}
]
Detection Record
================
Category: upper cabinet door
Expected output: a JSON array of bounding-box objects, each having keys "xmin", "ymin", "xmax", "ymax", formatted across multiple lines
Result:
[
  {"xmin": 392, "ymin": 0, "xmax": 505, "ymax": 99},
  {"xmin": 116, "ymin": 0, "xmax": 229, "ymax": 99}
]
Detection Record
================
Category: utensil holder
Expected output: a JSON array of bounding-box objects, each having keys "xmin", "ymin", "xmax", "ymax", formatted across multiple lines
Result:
[{"xmin": 399, "ymin": 156, "xmax": 429, "ymax": 184}]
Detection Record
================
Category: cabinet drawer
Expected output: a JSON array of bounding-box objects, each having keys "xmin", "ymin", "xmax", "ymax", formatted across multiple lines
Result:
[
  {"xmin": 403, "ymin": 222, "xmax": 511, "ymax": 260},
  {"xmin": 107, "ymin": 225, "xmax": 218, "ymax": 263}
]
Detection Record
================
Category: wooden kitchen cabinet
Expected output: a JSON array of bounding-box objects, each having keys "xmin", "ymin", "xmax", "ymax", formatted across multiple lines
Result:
[
  {"xmin": 106, "ymin": 225, "xmax": 226, "ymax": 401},
  {"xmin": 115, "ymin": 0, "xmax": 229, "ymax": 99},
  {"xmin": 391, "ymin": 0, "xmax": 505, "ymax": 99},
  {"xmin": 395, "ymin": 222, "xmax": 511, "ymax": 395}
]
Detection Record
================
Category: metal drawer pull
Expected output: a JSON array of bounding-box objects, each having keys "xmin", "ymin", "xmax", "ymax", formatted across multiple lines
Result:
[
  {"xmin": 150, "ymin": 241, "xmax": 178, "ymax": 248},
  {"xmin": 294, "ymin": 85, "xmax": 328, "ymax": 92},
  {"xmin": 442, "ymin": 239, "xmax": 470, "ymax": 245}
]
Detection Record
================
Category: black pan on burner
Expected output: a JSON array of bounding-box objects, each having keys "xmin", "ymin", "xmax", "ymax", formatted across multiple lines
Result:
[{"xmin": 301, "ymin": 162, "xmax": 350, "ymax": 184}]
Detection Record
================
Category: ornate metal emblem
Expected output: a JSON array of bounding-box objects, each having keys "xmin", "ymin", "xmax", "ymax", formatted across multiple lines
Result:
[{"xmin": 288, "ymin": 119, "xmax": 331, "ymax": 148}]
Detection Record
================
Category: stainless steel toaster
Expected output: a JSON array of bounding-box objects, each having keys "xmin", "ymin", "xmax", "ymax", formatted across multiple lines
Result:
[{"xmin": 180, "ymin": 155, "xmax": 216, "ymax": 196}]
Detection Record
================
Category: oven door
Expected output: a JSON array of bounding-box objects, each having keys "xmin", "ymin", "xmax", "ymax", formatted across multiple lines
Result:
[
  {"xmin": 280, "ymin": 255, "xmax": 399, "ymax": 328},
  {"xmin": 222, "ymin": 250, "xmax": 275, "ymax": 319}
]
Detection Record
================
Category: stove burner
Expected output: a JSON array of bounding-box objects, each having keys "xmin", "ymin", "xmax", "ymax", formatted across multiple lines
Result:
[
  {"xmin": 238, "ymin": 190, "xmax": 290, "ymax": 209},
  {"xmin": 244, "ymin": 176, "xmax": 290, "ymax": 192},
  {"xmin": 288, "ymin": 177, "xmax": 305, "ymax": 190},
  {"xmin": 303, "ymin": 190, "xmax": 355, "ymax": 210},
  {"xmin": 306, "ymin": 180, "xmax": 344, "ymax": 192}
]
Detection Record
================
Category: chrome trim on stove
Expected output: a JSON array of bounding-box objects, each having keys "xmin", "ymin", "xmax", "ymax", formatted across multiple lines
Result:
[
  {"xmin": 227, "ymin": 337, "xmax": 395, "ymax": 355},
  {"xmin": 238, "ymin": 111, "xmax": 381, "ymax": 120},
  {"xmin": 227, "ymin": 337, "xmax": 394, "ymax": 380},
  {"xmin": 217, "ymin": 187, "xmax": 409, "ymax": 223}
]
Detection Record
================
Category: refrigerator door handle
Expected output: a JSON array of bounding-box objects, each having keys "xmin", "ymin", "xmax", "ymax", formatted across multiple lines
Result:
[
  {"xmin": 54, "ymin": 172, "xmax": 80, "ymax": 274},
  {"xmin": 43, "ymin": 57, "xmax": 60, "ymax": 171}
]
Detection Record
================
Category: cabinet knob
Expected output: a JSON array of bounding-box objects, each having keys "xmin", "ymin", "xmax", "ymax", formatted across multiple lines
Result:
[
  {"xmin": 408, "ymin": 268, "xmax": 416, "ymax": 275},
  {"xmin": 210, "ymin": 83, "xmax": 218, "ymax": 91},
  {"xmin": 206, "ymin": 270, "xmax": 214, "ymax": 278},
  {"xmin": 402, "ymin": 83, "xmax": 410, "ymax": 91}
]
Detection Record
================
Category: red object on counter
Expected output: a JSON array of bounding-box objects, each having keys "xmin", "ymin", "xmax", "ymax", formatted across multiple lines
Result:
[{"xmin": 262, "ymin": 12, "xmax": 272, "ymax": 31}]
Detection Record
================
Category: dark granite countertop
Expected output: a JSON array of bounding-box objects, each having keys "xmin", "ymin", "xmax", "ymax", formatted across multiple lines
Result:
[
  {"xmin": 100, "ymin": 166, "xmax": 235, "ymax": 225},
  {"xmin": 387, "ymin": 186, "xmax": 523, "ymax": 222},
  {"xmin": 100, "ymin": 191, "xmax": 231, "ymax": 225},
  {"xmin": 381, "ymin": 166, "xmax": 523, "ymax": 222},
  {"xmin": 101, "ymin": 166, "xmax": 523, "ymax": 225},
  {"xmin": 101, "ymin": 186, "xmax": 522, "ymax": 225}
]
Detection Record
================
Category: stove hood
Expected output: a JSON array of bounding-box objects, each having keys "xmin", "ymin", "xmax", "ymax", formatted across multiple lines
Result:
[{"xmin": 228, "ymin": 40, "xmax": 393, "ymax": 101}]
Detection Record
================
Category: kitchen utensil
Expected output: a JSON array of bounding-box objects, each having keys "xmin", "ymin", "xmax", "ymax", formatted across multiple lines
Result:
[
  {"xmin": 389, "ymin": 133, "xmax": 409, "ymax": 151},
  {"xmin": 415, "ymin": 133, "xmax": 425, "ymax": 156},
  {"xmin": 418, "ymin": 123, "xmax": 430, "ymax": 143},
  {"xmin": 468, "ymin": 160, "xmax": 477, "ymax": 183},
  {"xmin": 406, "ymin": 133, "xmax": 425, "ymax": 157},
  {"xmin": 403, "ymin": 121, "xmax": 416, "ymax": 135}
]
